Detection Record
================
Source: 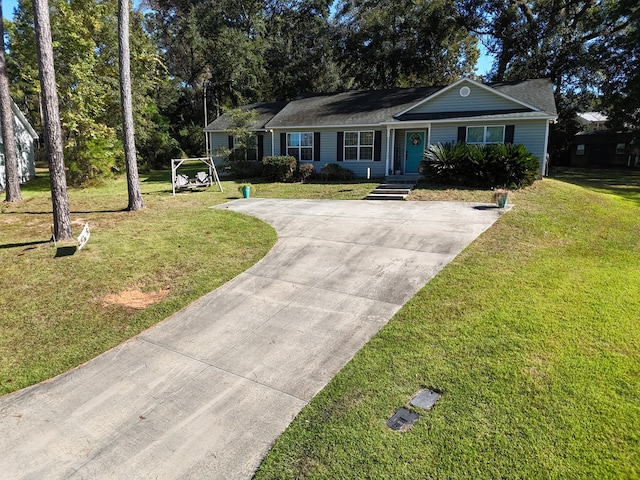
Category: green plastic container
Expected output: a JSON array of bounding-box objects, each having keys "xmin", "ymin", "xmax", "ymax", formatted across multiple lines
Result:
[{"xmin": 241, "ymin": 185, "xmax": 251, "ymax": 198}]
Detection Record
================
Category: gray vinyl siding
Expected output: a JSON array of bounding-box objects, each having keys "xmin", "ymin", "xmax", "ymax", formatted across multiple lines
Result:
[
  {"xmin": 274, "ymin": 128, "xmax": 388, "ymax": 178},
  {"xmin": 428, "ymin": 119, "xmax": 548, "ymax": 163},
  {"xmin": 512, "ymin": 120, "xmax": 547, "ymax": 161},
  {"xmin": 209, "ymin": 132, "xmax": 229, "ymax": 159},
  {"xmin": 409, "ymin": 84, "xmax": 527, "ymax": 114},
  {"xmin": 429, "ymin": 124, "xmax": 460, "ymax": 146}
]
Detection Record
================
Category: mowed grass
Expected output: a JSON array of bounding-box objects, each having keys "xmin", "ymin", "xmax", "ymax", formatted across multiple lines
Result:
[
  {"xmin": 0, "ymin": 170, "xmax": 381, "ymax": 395},
  {"xmin": 255, "ymin": 169, "xmax": 640, "ymax": 479}
]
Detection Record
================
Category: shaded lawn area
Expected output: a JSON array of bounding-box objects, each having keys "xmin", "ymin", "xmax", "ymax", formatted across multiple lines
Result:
[
  {"xmin": 0, "ymin": 170, "xmax": 380, "ymax": 395},
  {"xmin": 0, "ymin": 172, "xmax": 278, "ymax": 395},
  {"xmin": 255, "ymin": 170, "xmax": 640, "ymax": 479}
]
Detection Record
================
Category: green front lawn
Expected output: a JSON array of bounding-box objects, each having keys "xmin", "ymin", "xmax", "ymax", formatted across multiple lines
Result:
[
  {"xmin": 0, "ymin": 172, "xmax": 380, "ymax": 395},
  {"xmin": 255, "ymin": 170, "xmax": 640, "ymax": 479},
  {"xmin": 2, "ymin": 167, "xmax": 639, "ymax": 478}
]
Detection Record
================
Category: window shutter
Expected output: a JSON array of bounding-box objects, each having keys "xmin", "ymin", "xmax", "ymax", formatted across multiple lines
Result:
[
  {"xmin": 457, "ymin": 127, "xmax": 466, "ymax": 143},
  {"xmin": 505, "ymin": 125, "xmax": 515, "ymax": 144},
  {"xmin": 228, "ymin": 135, "xmax": 234, "ymax": 150},
  {"xmin": 314, "ymin": 132, "xmax": 321, "ymax": 161},
  {"xmin": 337, "ymin": 132, "xmax": 344, "ymax": 161},
  {"xmin": 257, "ymin": 135, "xmax": 264, "ymax": 161},
  {"xmin": 280, "ymin": 133, "xmax": 286, "ymax": 156},
  {"xmin": 374, "ymin": 131, "xmax": 382, "ymax": 161}
]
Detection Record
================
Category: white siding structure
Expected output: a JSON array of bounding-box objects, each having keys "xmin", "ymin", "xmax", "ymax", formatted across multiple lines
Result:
[{"xmin": 0, "ymin": 102, "xmax": 38, "ymax": 191}]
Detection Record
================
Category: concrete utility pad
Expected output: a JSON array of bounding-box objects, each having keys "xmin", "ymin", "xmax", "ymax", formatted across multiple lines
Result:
[{"xmin": 0, "ymin": 198, "xmax": 505, "ymax": 479}]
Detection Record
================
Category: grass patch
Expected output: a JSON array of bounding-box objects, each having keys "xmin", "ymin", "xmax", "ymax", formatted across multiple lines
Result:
[
  {"xmin": 255, "ymin": 169, "xmax": 640, "ymax": 479},
  {"xmin": 0, "ymin": 170, "xmax": 279, "ymax": 395},
  {"xmin": 0, "ymin": 170, "xmax": 386, "ymax": 395}
]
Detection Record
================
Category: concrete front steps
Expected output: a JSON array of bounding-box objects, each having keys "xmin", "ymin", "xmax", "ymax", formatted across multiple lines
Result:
[{"xmin": 365, "ymin": 174, "xmax": 420, "ymax": 200}]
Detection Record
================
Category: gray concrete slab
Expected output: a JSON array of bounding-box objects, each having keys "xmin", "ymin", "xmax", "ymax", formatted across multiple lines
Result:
[{"xmin": 0, "ymin": 198, "xmax": 507, "ymax": 479}]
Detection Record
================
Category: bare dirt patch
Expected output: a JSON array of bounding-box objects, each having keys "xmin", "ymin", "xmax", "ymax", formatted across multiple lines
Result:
[{"xmin": 102, "ymin": 288, "xmax": 170, "ymax": 309}]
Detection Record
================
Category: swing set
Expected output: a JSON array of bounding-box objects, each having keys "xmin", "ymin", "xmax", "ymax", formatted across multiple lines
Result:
[{"xmin": 171, "ymin": 157, "xmax": 223, "ymax": 195}]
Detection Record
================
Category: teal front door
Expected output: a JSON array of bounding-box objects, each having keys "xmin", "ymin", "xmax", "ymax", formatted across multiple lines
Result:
[{"xmin": 405, "ymin": 131, "xmax": 426, "ymax": 173}]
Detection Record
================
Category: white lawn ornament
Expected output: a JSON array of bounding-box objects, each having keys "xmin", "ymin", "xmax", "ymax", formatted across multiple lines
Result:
[{"xmin": 77, "ymin": 222, "xmax": 90, "ymax": 250}]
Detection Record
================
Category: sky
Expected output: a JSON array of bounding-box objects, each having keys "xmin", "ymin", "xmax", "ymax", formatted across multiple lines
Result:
[
  {"xmin": 2, "ymin": 0, "xmax": 18, "ymax": 19},
  {"xmin": 2, "ymin": 0, "xmax": 493, "ymax": 75}
]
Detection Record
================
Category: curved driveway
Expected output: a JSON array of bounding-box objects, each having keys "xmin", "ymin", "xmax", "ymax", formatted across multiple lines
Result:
[{"xmin": 0, "ymin": 199, "xmax": 506, "ymax": 479}]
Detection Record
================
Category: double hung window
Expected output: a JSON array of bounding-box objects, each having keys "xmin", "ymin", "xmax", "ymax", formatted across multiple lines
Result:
[
  {"xmin": 232, "ymin": 136, "xmax": 257, "ymax": 161},
  {"xmin": 344, "ymin": 131, "xmax": 374, "ymax": 161},
  {"xmin": 287, "ymin": 132, "xmax": 314, "ymax": 161}
]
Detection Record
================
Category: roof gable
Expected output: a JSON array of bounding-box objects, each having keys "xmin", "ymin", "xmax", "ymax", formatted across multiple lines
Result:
[{"xmin": 397, "ymin": 78, "xmax": 547, "ymax": 118}]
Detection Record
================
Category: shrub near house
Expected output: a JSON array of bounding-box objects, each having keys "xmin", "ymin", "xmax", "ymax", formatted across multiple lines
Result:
[
  {"xmin": 262, "ymin": 156, "xmax": 317, "ymax": 182},
  {"xmin": 420, "ymin": 142, "xmax": 539, "ymax": 188}
]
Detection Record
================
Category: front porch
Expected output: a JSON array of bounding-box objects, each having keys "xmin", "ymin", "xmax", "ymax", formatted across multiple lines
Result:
[{"xmin": 385, "ymin": 127, "xmax": 430, "ymax": 176}]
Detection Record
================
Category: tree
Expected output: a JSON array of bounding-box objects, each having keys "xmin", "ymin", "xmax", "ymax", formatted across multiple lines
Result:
[
  {"xmin": 334, "ymin": 0, "xmax": 478, "ymax": 89},
  {"xmin": 262, "ymin": 0, "xmax": 343, "ymax": 100},
  {"xmin": 8, "ymin": 0, "xmax": 178, "ymax": 177},
  {"xmin": 118, "ymin": 0, "xmax": 143, "ymax": 211},
  {"xmin": 460, "ymin": 0, "xmax": 636, "ymax": 96},
  {"xmin": 600, "ymin": 0, "xmax": 640, "ymax": 145},
  {"xmin": 32, "ymin": 0, "xmax": 72, "ymax": 240},
  {"xmin": 1, "ymin": 0, "xmax": 22, "ymax": 202},
  {"xmin": 459, "ymin": 0, "xmax": 637, "ymax": 162}
]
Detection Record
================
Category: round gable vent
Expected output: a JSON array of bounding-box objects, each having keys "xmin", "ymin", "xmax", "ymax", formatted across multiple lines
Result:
[{"xmin": 459, "ymin": 86, "xmax": 471, "ymax": 97}]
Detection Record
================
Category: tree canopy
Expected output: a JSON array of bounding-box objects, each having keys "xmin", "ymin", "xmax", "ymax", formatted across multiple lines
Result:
[{"xmin": 3, "ymin": 0, "xmax": 639, "ymax": 178}]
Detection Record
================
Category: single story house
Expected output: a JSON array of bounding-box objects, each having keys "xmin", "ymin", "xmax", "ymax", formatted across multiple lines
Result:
[
  {"xmin": 570, "ymin": 112, "xmax": 639, "ymax": 168},
  {"xmin": 0, "ymin": 101, "xmax": 38, "ymax": 191},
  {"xmin": 205, "ymin": 77, "xmax": 558, "ymax": 178},
  {"xmin": 571, "ymin": 130, "xmax": 638, "ymax": 167}
]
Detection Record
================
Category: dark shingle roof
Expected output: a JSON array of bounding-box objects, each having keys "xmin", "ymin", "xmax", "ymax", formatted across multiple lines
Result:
[
  {"xmin": 204, "ymin": 101, "xmax": 288, "ymax": 131},
  {"xmin": 490, "ymin": 78, "xmax": 557, "ymax": 116},
  {"xmin": 264, "ymin": 87, "xmax": 443, "ymax": 128},
  {"xmin": 205, "ymin": 79, "xmax": 557, "ymax": 131}
]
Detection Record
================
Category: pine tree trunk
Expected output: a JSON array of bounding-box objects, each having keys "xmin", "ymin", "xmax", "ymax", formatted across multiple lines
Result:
[
  {"xmin": 32, "ymin": 0, "xmax": 73, "ymax": 241},
  {"xmin": 118, "ymin": 0, "xmax": 144, "ymax": 211},
  {"xmin": 0, "ymin": 0, "xmax": 22, "ymax": 202}
]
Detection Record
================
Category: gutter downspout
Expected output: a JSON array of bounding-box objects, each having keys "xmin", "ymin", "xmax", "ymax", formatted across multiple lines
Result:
[
  {"xmin": 541, "ymin": 120, "xmax": 551, "ymax": 177},
  {"xmin": 270, "ymin": 130, "xmax": 275, "ymax": 156}
]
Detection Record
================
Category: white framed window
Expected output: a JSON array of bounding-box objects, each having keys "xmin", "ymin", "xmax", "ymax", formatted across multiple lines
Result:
[
  {"xmin": 344, "ymin": 131, "xmax": 374, "ymax": 161},
  {"xmin": 467, "ymin": 126, "xmax": 505, "ymax": 144},
  {"xmin": 616, "ymin": 143, "xmax": 626, "ymax": 154},
  {"xmin": 576, "ymin": 144, "xmax": 585, "ymax": 156},
  {"xmin": 287, "ymin": 132, "xmax": 314, "ymax": 161},
  {"xmin": 232, "ymin": 136, "xmax": 257, "ymax": 161}
]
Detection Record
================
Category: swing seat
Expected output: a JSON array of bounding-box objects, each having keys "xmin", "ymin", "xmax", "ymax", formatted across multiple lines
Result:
[
  {"xmin": 174, "ymin": 173, "xmax": 190, "ymax": 188},
  {"xmin": 194, "ymin": 171, "xmax": 211, "ymax": 186}
]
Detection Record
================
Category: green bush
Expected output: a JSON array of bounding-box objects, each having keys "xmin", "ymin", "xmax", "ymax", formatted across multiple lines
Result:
[
  {"xmin": 320, "ymin": 163, "xmax": 356, "ymax": 181},
  {"xmin": 420, "ymin": 142, "xmax": 539, "ymax": 188},
  {"xmin": 227, "ymin": 149, "xmax": 264, "ymax": 178},
  {"xmin": 65, "ymin": 132, "xmax": 124, "ymax": 186},
  {"xmin": 297, "ymin": 163, "xmax": 316, "ymax": 183},
  {"xmin": 262, "ymin": 156, "xmax": 297, "ymax": 182}
]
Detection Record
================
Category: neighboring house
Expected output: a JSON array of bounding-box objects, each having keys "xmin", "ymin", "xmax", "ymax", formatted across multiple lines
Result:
[
  {"xmin": 571, "ymin": 130, "xmax": 638, "ymax": 167},
  {"xmin": 0, "ymin": 101, "xmax": 38, "ymax": 191},
  {"xmin": 205, "ymin": 78, "xmax": 558, "ymax": 178},
  {"xmin": 576, "ymin": 112, "xmax": 608, "ymax": 131},
  {"xmin": 571, "ymin": 112, "xmax": 639, "ymax": 167}
]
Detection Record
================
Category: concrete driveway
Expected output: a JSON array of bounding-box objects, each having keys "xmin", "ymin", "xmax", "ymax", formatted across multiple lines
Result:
[{"xmin": 0, "ymin": 199, "xmax": 506, "ymax": 479}]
